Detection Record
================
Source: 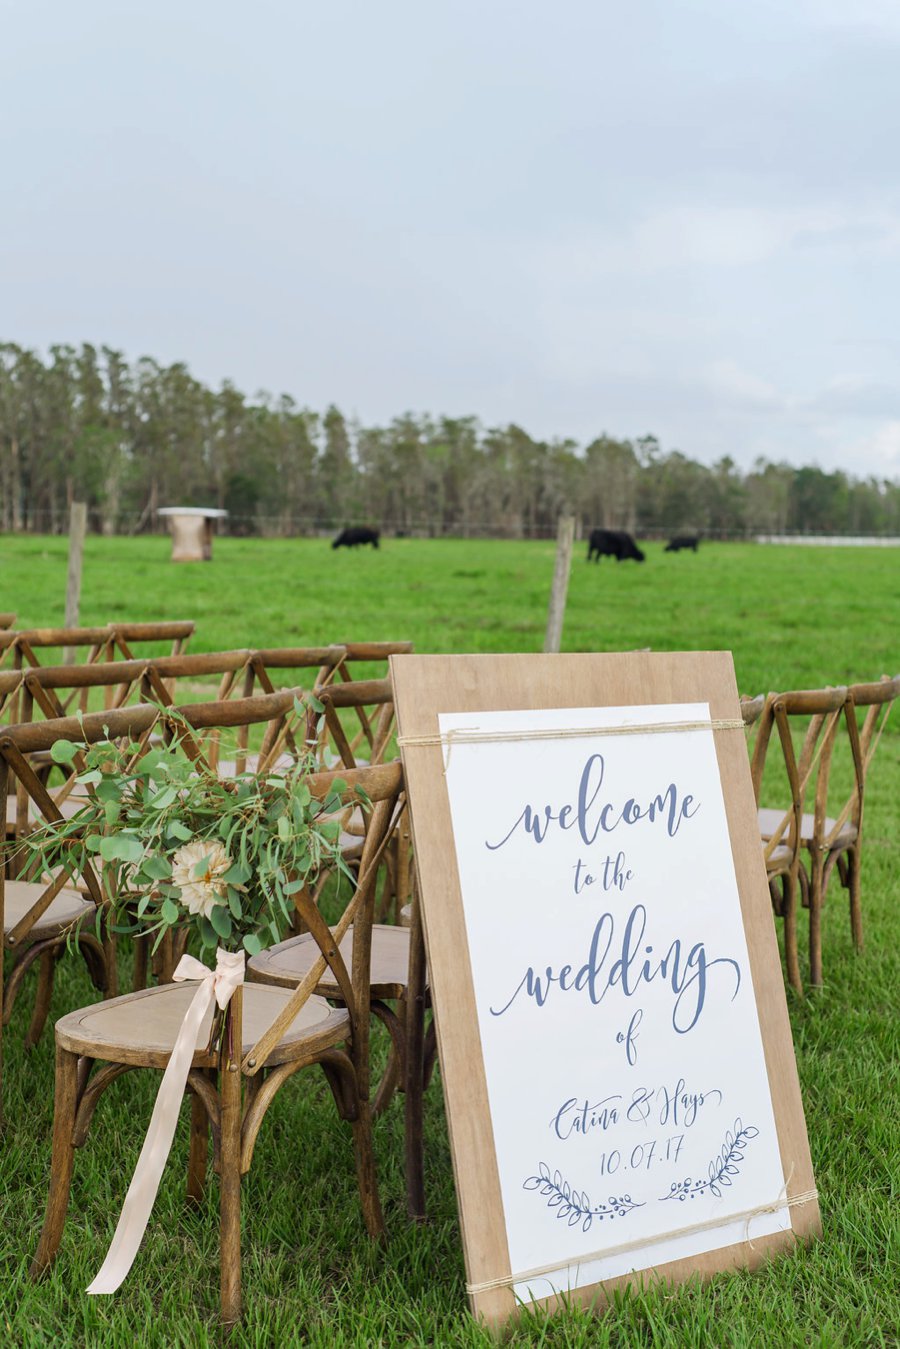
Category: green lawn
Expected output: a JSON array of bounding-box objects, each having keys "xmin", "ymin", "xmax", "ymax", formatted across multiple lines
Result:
[{"xmin": 1, "ymin": 534, "xmax": 899, "ymax": 1348}]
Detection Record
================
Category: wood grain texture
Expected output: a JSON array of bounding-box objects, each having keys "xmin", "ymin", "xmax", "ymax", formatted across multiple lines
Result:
[{"xmin": 391, "ymin": 652, "xmax": 820, "ymax": 1330}]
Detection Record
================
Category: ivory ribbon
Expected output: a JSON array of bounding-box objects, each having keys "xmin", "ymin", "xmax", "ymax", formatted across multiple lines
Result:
[{"xmin": 87, "ymin": 947, "xmax": 245, "ymax": 1295}]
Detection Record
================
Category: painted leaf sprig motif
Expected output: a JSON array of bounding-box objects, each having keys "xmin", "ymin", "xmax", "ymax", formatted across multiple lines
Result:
[
  {"xmin": 523, "ymin": 1163, "xmax": 644, "ymax": 1232},
  {"xmin": 661, "ymin": 1119, "xmax": 759, "ymax": 1202}
]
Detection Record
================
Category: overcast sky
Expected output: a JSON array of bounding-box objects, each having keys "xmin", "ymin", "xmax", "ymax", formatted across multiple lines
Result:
[{"xmin": 3, "ymin": 1, "xmax": 899, "ymax": 475}]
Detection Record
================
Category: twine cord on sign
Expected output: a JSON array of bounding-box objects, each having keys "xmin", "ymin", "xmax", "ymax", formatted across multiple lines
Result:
[
  {"xmin": 397, "ymin": 718, "xmax": 746, "ymax": 771},
  {"xmin": 465, "ymin": 1182, "xmax": 818, "ymax": 1297}
]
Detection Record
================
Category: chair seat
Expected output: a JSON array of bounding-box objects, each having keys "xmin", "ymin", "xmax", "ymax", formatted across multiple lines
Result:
[
  {"xmin": 217, "ymin": 755, "xmax": 371, "ymax": 778},
  {"xmin": 4, "ymin": 879, "xmax": 95, "ymax": 941},
  {"xmin": 764, "ymin": 843, "xmax": 793, "ymax": 876},
  {"xmin": 340, "ymin": 832, "xmax": 364, "ymax": 859},
  {"xmin": 55, "ymin": 980, "xmax": 350, "ymax": 1068},
  {"xmin": 758, "ymin": 807, "xmax": 857, "ymax": 851},
  {"xmin": 248, "ymin": 924, "xmax": 422, "ymax": 1001},
  {"xmin": 216, "ymin": 752, "xmax": 294, "ymax": 779},
  {"xmin": 6, "ymin": 793, "xmax": 90, "ymax": 830}
]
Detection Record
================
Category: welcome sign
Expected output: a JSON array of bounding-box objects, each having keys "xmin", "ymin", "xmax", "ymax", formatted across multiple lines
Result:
[{"xmin": 392, "ymin": 653, "xmax": 819, "ymax": 1327}]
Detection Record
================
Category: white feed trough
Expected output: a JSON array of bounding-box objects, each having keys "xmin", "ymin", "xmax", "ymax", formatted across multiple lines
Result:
[{"xmin": 158, "ymin": 507, "xmax": 229, "ymax": 562}]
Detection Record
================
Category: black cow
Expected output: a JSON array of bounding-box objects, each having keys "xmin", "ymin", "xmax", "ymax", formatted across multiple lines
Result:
[
  {"xmin": 332, "ymin": 526, "xmax": 380, "ymax": 550},
  {"xmin": 665, "ymin": 535, "xmax": 699, "ymax": 553},
  {"xmin": 587, "ymin": 528, "xmax": 645, "ymax": 563}
]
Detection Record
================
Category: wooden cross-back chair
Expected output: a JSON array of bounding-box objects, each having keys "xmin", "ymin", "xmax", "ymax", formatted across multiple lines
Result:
[
  {"xmin": 234, "ymin": 639, "xmax": 412, "ymax": 771},
  {"xmin": 0, "ymin": 704, "xmax": 167, "ymax": 1082},
  {"xmin": 832, "ymin": 674, "xmax": 899, "ymax": 957},
  {"xmin": 1, "ymin": 686, "xmax": 310, "ymax": 1075},
  {"xmin": 103, "ymin": 620, "xmax": 194, "ymax": 663},
  {"xmin": 17, "ymin": 648, "xmax": 254, "ymax": 725},
  {"xmin": 234, "ymin": 674, "xmax": 405, "ymax": 906},
  {"xmin": 308, "ymin": 678, "xmax": 409, "ymax": 923},
  {"xmin": 742, "ymin": 691, "xmax": 807, "ymax": 992},
  {"xmin": 327, "ymin": 641, "xmax": 414, "ymax": 763},
  {"xmin": 248, "ymin": 856, "xmax": 434, "ymax": 1223},
  {"xmin": 747, "ymin": 685, "xmax": 850, "ymax": 988},
  {"xmin": 0, "ymin": 621, "xmax": 196, "ymax": 721},
  {"xmin": 757, "ymin": 674, "xmax": 899, "ymax": 986},
  {"xmin": 30, "ymin": 750, "xmax": 404, "ymax": 1326},
  {"xmin": 217, "ymin": 646, "xmax": 347, "ymax": 774},
  {"xmin": 248, "ymin": 674, "xmax": 434, "ymax": 1220},
  {"xmin": 0, "ymin": 627, "xmax": 112, "ymax": 688},
  {"xmin": 3, "ymin": 653, "xmax": 258, "ymax": 845}
]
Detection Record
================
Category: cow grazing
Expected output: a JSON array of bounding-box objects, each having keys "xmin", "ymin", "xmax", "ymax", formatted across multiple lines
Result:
[
  {"xmin": 665, "ymin": 535, "xmax": 699, "ymax": 553},
  {"xmin": 587, "ymin": 529, "xmax": 646, "ymax": 563},
  {"xmin": 332, "ymin": 526, "xmax": 380, "ymax": 550}
]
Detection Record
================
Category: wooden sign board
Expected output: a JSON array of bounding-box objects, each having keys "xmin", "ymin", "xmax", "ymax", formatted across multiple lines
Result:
[{"xmin": 391, "ymin": 653, "xmax": 819, "ymax": 1328}]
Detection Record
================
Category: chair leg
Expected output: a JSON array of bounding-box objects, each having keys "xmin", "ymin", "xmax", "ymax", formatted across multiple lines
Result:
[
  {"xmin": 351, "ymin": 1097, "xmax": 385, "ymax": 1241},
  {"xmin": 31, "ymin": 1045, "xmax": 80, "ymax": 1277},
  {"xmin": 104, "ymin": 929, "xmax": 119, "ymax": 1000},
  {"xmin": 404, "ymin": 987, "xmax": 427, "ymax": 1222},
  {"xmin": 781, "ymin": 874, "xmax": 802, "ymax": 995},
  {"xmin": 132, "ymin": 932, "xmax": 149, "ymax": 991},
  {"xmin": 219, "ymin": 1056, "xmax": 243, "ymax": 1324},
  {"xmin": 808, "ymin": 860, "xmax": 825, "ymax": 987},
  {"xmin": 404, "ymin": 901, "xmax": 428, "ymax": 1220},
  {"xmin": 76, "ymin": 933, "xmax": 109, "ymax": 993},
  {"xmin": 25, "ymin": 949, "xmax": 56, "ymax": 1050},
  {"xmin": 187, "ymin": 1082, "xmax": 209, "ymax": 1205},
  {"xmin": 848, "ymin": 847, "xmax": 864, "ymax": 953}
]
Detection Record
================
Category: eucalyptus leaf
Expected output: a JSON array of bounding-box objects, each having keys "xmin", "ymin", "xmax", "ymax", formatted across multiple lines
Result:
[
  {"xmin": 99, "ymin": 833, "xmax": 145, "ymax": 863},
  {"xmin": 222, "ymin": 861, "xmax": 252, "ymax": 885},
  {"xmin": 209, "ymin": 905, "xmax": 232, "ymax": 939},
  {"xmin": 142, "ymin": 855, "xmax": 172, "ymax": 880},
  {"xmin": 50, "ymin": 739, "xmax": 78, "ymax": 764},
  {"xmin": 198, "ymin": 916, "xmax": 217, "ymax": 949}
]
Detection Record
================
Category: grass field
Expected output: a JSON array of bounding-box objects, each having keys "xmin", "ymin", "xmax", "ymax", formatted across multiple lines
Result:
[{"xmin": 1, "ymin": 534, "xmax": 898, "ymax": 1348}]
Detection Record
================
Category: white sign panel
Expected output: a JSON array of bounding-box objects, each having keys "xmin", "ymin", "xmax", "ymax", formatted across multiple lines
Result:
[{"xmin": 438, "ymin": 703, "xmax": 790, "ymax": 1302}]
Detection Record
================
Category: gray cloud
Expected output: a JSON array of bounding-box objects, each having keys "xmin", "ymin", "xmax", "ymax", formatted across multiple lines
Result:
[{"xmin": 1, "ymin": 0, "xmax": 898, "ymax": 476}]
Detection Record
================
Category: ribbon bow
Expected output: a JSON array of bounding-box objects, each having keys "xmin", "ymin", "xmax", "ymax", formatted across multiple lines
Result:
[{"xmin": 87, "ymin": 947, "xmax": 245, "ymax": 1295}]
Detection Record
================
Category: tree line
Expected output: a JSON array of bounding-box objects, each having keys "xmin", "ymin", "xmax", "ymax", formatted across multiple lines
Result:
[{"xmin": 2, "ymin": 342, "xmax": 899, "ymax": 539}]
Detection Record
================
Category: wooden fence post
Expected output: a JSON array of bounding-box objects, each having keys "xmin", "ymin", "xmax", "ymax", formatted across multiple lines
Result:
[
  {"xmin": 63, "ymin": 501, "xmax": 88, "ymax": 663},
  {"xmin": 543, "ymin": 514, "xmax": 575, "ymax": 653}
]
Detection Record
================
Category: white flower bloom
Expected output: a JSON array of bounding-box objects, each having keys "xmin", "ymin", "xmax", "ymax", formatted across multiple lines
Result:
[{"xmin": 171, "ymin": 839, "xmax": 233, "ymax": 919}]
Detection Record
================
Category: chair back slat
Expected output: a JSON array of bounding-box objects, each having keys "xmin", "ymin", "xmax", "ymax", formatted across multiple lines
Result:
[
  {"xmin": 241, "ymin": 771, "xmax": 405, "ymax": 1074},
  {"xmin": 825, "ymin": 673, "xmax": 900, "ymax": 845}
]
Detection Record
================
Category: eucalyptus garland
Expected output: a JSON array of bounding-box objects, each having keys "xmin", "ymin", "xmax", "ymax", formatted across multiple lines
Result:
[{"xmin": 19, "ymin": 701, "xmax": 366, "ymax": 957}]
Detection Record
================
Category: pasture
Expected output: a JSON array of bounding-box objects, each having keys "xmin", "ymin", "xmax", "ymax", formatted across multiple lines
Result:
[{"xmin": 1, "ymin": 533, "xmax": 898, "ymax": 1348}]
